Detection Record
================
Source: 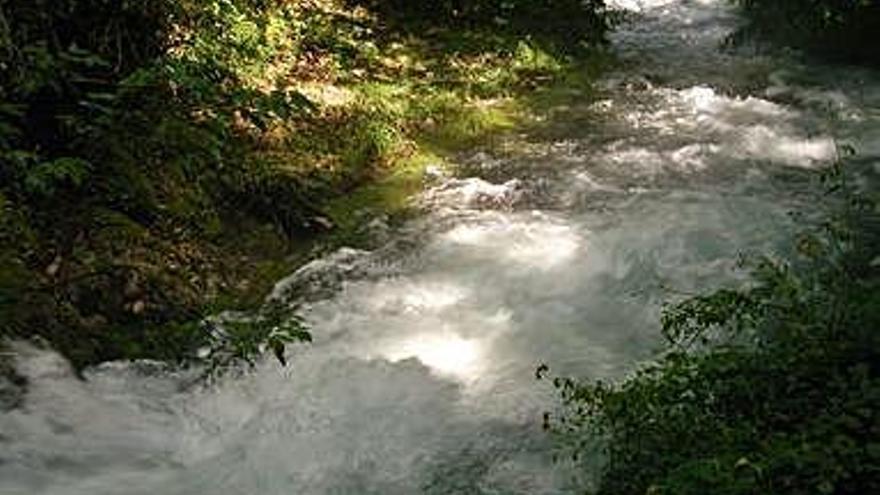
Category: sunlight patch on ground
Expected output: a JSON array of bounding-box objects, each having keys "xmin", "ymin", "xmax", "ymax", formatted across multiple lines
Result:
[{"xmin": 296, "ymin": 82, "xmax": 355, "ymax": 107}]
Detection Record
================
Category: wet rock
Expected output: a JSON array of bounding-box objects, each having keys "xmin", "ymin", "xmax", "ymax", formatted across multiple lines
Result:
[
  {"xmin": 269, "ymin": 247, "xmax": 373, "ymax": 303},
  {"xmin": 308, "ymin": 216, "xmax": 335, "ymax": 232},
  {"xmin": 365, "ymin": 215, "xmax": 392, "ymax": 245},
  {"xmin": 423, "ymin": 163, "xmax": 446, "ymax": 182},
  {"xmin": 44, "ymin": 254, "xmax": 62, "ymax": 277},
  {"xmin": 0, "ymin": 359, "xmax": 26, "ymax": 411},
  {"xmin": 424, "ymin": 178, "xmax": 525, "ymax": 210}
]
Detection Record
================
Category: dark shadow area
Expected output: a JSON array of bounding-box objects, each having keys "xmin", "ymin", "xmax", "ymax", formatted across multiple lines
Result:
[{"xmin": 727, "ymin": 0, "xmax": 880, "ymax": 67}]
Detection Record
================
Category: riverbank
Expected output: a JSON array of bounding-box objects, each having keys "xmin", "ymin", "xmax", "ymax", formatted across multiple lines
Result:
[
  {"xmin": 545, "ymin": 159, "xmax": 880, "ymax": 494},
  {"xmin": 0, "ymin": 0, "xmax": 613, "ymax": 370}
]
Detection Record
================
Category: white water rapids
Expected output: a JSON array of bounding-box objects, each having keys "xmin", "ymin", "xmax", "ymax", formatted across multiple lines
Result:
[{"xmin": 3, "ymin": 1, "xmax": 880, "ymax": 493}]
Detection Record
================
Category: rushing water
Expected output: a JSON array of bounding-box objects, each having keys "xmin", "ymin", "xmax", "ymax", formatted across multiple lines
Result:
[{"xmin": 3, "ymin": 1, "xmax": 880, "ymax": 494}]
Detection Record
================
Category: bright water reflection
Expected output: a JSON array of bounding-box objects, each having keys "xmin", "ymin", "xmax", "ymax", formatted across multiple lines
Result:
[
  {"xmin": 383, "ymin": 332, "xmax": 483, "ymax": 378},
  {"xmin": 440, "ymin": 214, "xmax": 583, "ymax": 270}
]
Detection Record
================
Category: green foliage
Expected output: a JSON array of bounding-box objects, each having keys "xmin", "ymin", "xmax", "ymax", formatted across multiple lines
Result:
[
  {"xmin": 21, "ymin": 157, "xmax": 92, "ymax": 197},
  {"xmin": 542, "ymin": 162, "xmax": 880, "ymax": 494},
  {"xmin": 203, "ymin": 301, "xmax": 312, "ymax": 375},
  {"xmin": 0, "ymin": 0, "xmax": 609, "ymax": 370},
  {"xmin": 0, "ymin": 0, "xmax": 317, "ymax": 207},
  {"xmin": 0, "ymin": 0, "xmax": 329, "ymax": 367},
  {"xmin": 731, "ymin": 0, "xmax": 880, "ymax": 65}
]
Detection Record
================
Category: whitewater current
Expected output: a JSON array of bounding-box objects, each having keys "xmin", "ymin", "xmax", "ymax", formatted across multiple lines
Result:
[{"xmin": 3, "ymin": 1, "xmax": 880, "ymax": 493}]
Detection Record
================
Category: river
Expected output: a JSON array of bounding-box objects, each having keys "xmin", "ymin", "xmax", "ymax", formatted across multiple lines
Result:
[{"xmin": 2, "ymin": 0, "xmax": 879, "ymax": 493}]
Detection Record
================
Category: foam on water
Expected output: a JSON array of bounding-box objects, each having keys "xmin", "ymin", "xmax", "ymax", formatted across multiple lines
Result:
[{"xmin": 3, "ymin": 1, "xmax": 880, "ymax": 493}]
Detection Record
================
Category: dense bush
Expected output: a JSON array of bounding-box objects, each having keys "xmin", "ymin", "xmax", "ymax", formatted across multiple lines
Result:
[
  {"xmin": 0, "ymin": 0, "xmax": 316, "ymax": 220},
  {"xmin": 0, "ymin": 0, "xmax": 343, "ymax": 367},
  {"xmin": 732, "ymin": 0, "xmax": 880, "ymax": 65},
  {"xmin": 543, "ymin": 162, "xmax": 880, "ymax": 494}
]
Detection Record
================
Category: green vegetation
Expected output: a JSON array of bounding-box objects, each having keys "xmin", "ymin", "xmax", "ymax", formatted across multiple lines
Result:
[
  {"xmin": 0, "ymin": 0, "xmax": 614, "ymax": 370},
  {"xmin": 201, "ymin": 301, "xmax": 312, "ymax": 377},
  {"xmin": 542, "ymin": 160, "xmax": 880, "ymax": 494},
  {"xmin": 731, "ymin": 0, "xmax": 880, "ymax": 65}
]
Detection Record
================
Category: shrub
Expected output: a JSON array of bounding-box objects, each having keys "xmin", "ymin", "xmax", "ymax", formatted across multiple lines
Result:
[
  {"xmin": 542, "ymin": 161, "xmax": 880, "ymax": 494},
  {"xmin": 0, "ymin": 0, "xmax": 321, "ymax": 367}
]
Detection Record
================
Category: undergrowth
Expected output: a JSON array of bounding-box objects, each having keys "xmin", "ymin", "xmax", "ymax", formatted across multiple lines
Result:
[
  {"xmin": 0, "ymin": 0, "xmax": 615, "ymax": 370},
  {"xmin": 541, "ymin": 156, "xmax": 880, "ymax": 494}
]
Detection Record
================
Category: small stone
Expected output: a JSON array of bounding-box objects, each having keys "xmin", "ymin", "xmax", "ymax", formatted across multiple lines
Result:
[
  {"xmin": 45, "ymin": 255, "xmax": 62, "ymax": 277},
  {"xmin": 311, "ymin": 216, "xmax": 334, "ymax": 231},
  {"xmin": 424, "ymin": 164, "xmax": 445, "ymax": 181},
  {"xmin": 131, "ymin": 300, "xmax": 146, "ymax": 314}
]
